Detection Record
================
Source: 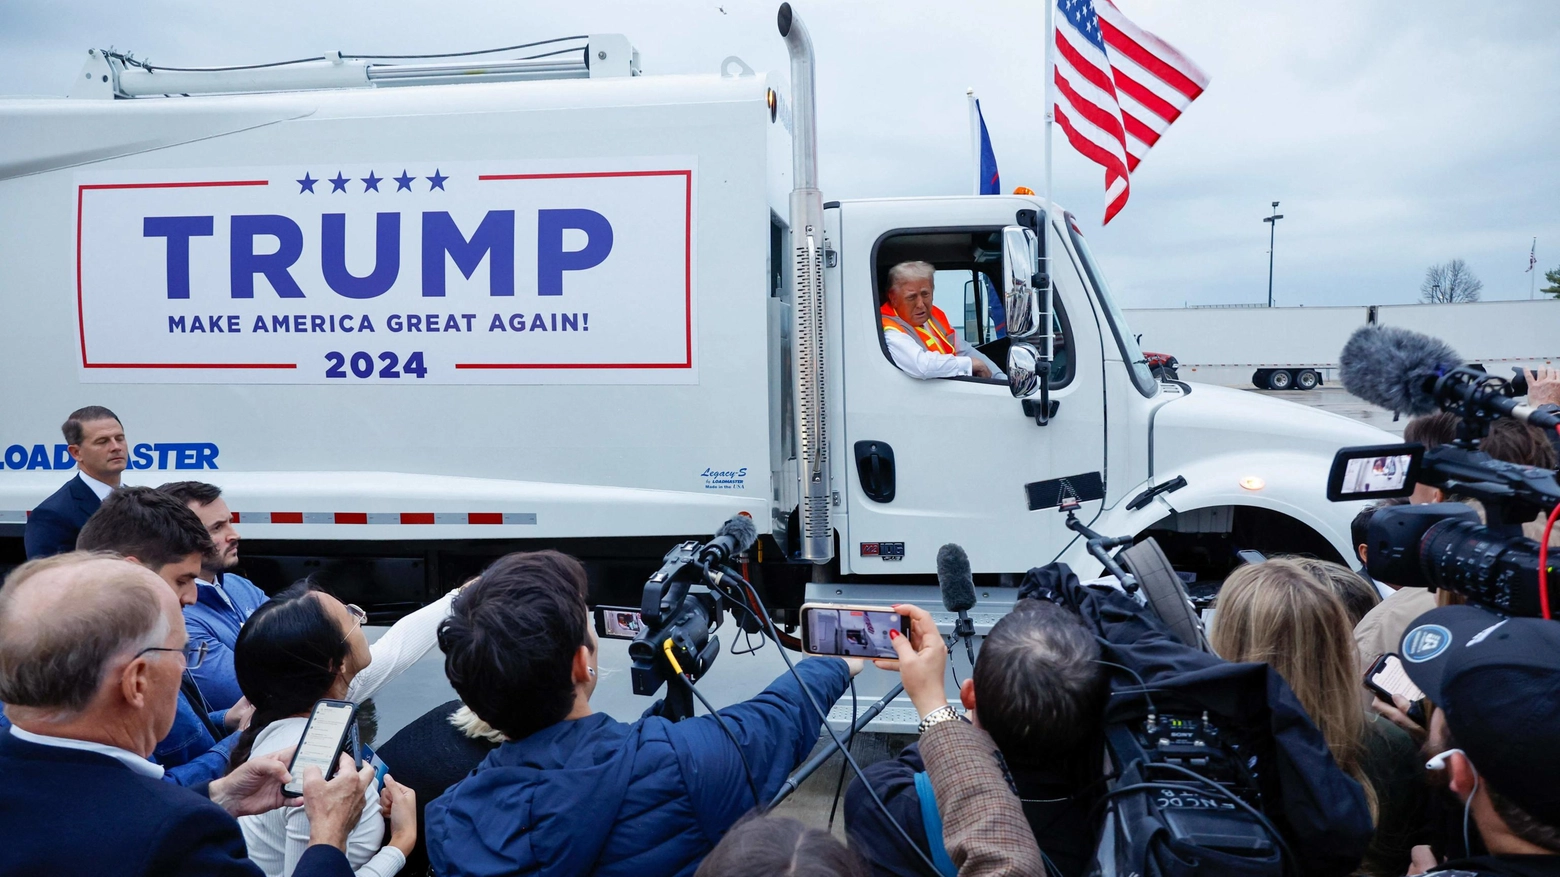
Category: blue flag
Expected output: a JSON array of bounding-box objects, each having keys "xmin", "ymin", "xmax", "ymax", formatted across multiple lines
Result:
[
  {"xmin": 975, "ymin": 100, "xmax": 1006, "ymax": 337},
  {"xmin": 976, "ymin": 99, "xmax": 1001, "ymax": 195}
]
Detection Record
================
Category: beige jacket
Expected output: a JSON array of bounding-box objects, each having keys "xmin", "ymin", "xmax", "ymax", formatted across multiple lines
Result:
[
  {"xmin": 919, "ymin": 720, "xmax": 1045, "ymax": 877},
  {"xmin": 1353, "ymin": 586, "xmax": 1438, "ymax": 672}
]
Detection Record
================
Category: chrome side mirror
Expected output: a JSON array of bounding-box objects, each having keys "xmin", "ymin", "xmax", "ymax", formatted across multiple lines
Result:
[
  {"xmin": 1001, "ymin": 226, "xmax": 1043, "ymax": 340},
  {"xmin": 1007, "ymin": 341, "xmax": 1041, "ymax": 399}
]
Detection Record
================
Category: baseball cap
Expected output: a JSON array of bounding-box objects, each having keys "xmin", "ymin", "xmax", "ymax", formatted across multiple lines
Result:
[{"xmin": 1399, "ymin": 605, "xmax": 1560, "ymax": 830}]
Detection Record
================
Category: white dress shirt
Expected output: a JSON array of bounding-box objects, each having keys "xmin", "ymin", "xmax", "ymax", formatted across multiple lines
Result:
[
  {"xmin": 77, "ymin": 471, "xmax": 117, "ymax": 501},
  {"xmin": 8, "ymin": 725, "xmax": 165, "ymax": 779},
  {"xmin": 238, "ymin": 590, "xmax": 454, "ymax": 877},
  {"xmin": 884, "ymin": 328, "xmax": 974, "ymax": 379}
]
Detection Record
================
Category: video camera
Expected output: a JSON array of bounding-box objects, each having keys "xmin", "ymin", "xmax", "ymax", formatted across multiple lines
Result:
[
  {"xmin": 626, "ymin": 515, "xmax": 760, "ymax": 721},
  {"xmin": 1331, "ymin": 325, "xmax": 1560, "ymax": 617}
]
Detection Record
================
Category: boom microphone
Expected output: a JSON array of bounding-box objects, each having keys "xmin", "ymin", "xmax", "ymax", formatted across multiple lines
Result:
[
  {"xmin": 699, "ymin": 514, "xmax": 758, "ymax": 567},
  {"xmin": 1339, "ymin": 325, "xmax": 1461, "ymax": 416},
  {"xmin": 936, "ymin": 543, "xmax": 977, "ymax": 664}
]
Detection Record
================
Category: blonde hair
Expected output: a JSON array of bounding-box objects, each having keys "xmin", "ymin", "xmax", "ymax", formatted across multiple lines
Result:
[
  {"xmin": 887, "ymin": 260, "xmax": 935, "ymax": 291},
  {"xmin": 1210, "ymin": 558, "xmax": 1378, "ymax": 820}
]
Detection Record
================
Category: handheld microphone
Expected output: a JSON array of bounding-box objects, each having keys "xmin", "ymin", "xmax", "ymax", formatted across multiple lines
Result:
[
  {"xmin": 699, "ymin": 514, "xmax": 758, "ymax": 567},
  {"xmin": 1340, "ymin": 325, "xmax": 1560, "ymax": 429},
  {"xmin": 936, "ymin": 543, "xmax": 977, "ymax": 665}
]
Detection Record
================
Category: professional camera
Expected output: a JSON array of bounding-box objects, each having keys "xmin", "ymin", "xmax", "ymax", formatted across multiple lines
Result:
[
  {"xmin": 1331, "ymin": 325, "xmax": 1560, "ymax": 617},
  {"xmin": 624, "ymin": 516, "xmax": 759, "ymax": 721}
]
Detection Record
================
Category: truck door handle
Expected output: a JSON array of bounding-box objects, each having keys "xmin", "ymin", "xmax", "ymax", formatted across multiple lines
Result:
[{"xmin": 853, "ymin": 440, "xmax": 896, "ymax": 503}]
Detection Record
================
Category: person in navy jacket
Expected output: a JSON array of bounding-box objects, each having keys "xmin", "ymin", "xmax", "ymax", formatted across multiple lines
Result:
[
  {"xmin": 75, "ymin": 485, "xmax": 245, "ymax": 787},
  {"xmin": 425, "ymin": 550, "xmax": 860, "ymax": 877},
  {"xmin": 0, "ymin": 552, "xmax": 369, "ymax": 877},
  {"xmin": 23, "ymin": 405, "xmax": 127, "ymax": 559},
  {"xmin": 160, "ymin": 481, "xmax": 271, "ymax": 711}
]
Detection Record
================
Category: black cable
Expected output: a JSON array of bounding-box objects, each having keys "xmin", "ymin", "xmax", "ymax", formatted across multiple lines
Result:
[
  {"xmin": 717, "ymin": 565, "xmax": 946, "ymax": 877},
  {"xmin": 675, "ymin": 671, "xmax": 762, "ymax": 811},
  {"xmin": 826, "ymin": 676, "xmax": 858, "ymax": 831},
  {"xmin": 1093, "ymin": 655, "xmax": 1158, "ymax": 716},
  {"xmin": 341, "ymin": 36, "xmax": 587, "ymax": 60},
  {"xmin": 103, "ymin": 37, "xmax": 588, "ymax": 74},
  {"xmin": 1149, "ymin": 762, "xmax": 1296, "ymax": 874}
]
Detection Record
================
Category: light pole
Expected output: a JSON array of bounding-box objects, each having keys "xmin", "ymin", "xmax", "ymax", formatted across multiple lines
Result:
[{"xmin": 1263, "ymin": 201, "xmax": 1284, "ymax": 307}]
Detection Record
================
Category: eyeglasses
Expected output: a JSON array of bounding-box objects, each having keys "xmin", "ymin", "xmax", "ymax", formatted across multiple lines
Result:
[
  {"xmin": 135, "ymin": 640, "xmax": 208, "ymax": 670},
  {"xmin": 345, "ymin": 603, "xmax": 368, "ymax": 626}
]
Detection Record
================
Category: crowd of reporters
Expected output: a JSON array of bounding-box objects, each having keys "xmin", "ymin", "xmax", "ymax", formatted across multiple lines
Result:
[{"xmin": 2, "ymin": 380, "xmax": 1559, "ymax": 877}]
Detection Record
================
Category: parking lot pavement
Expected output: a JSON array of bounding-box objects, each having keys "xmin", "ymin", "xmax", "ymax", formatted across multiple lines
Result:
[{"xmin": 1246, "ymin": 385, "xmax": 1405, "ymax": 435}]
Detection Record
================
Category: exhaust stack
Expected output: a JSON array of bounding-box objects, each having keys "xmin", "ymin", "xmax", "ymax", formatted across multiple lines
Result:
[{"xmin": 778, "ymin": 3, "xmax": 832, "ymax": 563}]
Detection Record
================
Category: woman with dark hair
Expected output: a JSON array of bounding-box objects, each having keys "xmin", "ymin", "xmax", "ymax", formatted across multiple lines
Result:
[{"xmin": 233, "ymin": 579, "xmax": 460, "ymax": 876}]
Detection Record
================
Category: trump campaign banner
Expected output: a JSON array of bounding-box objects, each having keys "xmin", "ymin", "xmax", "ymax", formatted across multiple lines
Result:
[{"xmin": 74, "ymin": 158, "xmax": 696, "ymax": 384}]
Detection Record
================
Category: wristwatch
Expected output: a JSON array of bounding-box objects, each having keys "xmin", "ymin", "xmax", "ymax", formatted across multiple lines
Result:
[{"xmin": 917, "ymin": 705, "xmax": 963, "ymax": 735}]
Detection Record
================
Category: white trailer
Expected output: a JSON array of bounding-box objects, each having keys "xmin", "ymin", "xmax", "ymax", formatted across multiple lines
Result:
[
  {"xmin": 1128, "ymin": 301, "xmax": 1559, "ymax": 391},
  {"xmin": 0, "ymin": 9, "xmax": 1388, "ymax": 618}
]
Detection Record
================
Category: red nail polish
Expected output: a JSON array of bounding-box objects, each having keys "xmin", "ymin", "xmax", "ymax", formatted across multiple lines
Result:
[{"xmin": 889, "ymin": 630, "xmax": 899, "ymax": 639}]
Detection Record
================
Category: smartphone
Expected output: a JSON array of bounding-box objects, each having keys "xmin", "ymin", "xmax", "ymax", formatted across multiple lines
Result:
[
  {"xmin": 1235, "ymin": 549, "xmax": 1267, "ymax": 566},
  {"xmin": 1365, "ymin": 653, "xmax": 1425, "ymax": 704},
  {"xmin": 594, "ymin": 606, "xmax": 645, "ymax": 640},
  {"xmin": 283, "ymin": 699, "xmax": 357, "ymax": 798},
  {"xmin": 799, "ymin": 603, "xmax": 909, "ymax": 659}
]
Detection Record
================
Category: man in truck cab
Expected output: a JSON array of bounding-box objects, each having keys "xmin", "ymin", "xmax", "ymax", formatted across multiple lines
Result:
[{"xmin": 880, "ymin": 261, "xmax": 1004, "ymax": 381}]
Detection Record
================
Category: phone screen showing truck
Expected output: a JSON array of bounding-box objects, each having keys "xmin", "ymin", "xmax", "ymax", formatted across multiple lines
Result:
[
  {"xmin": 1327, "ymin": 444, "xmax": 1422, "ymax": 501},
  {"xmin": 803, "ymin": 607, "xmax": 904, "ymax": 659},
  {"xmin": 285, "ymin": 700, "xmax": 355, "ymax": 796}
]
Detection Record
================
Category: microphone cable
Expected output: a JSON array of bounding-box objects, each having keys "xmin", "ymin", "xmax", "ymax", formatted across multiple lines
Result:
[
  {"xmin": 660, "ymin": 637, "xmax": 762, "ymax": 810},
  {"xmin": 707, "ymin": 564, "xmax": 948, "ymax": 876}
]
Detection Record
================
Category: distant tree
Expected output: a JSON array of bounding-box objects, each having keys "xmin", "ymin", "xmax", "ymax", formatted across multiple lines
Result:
[
  {"xmin": 1542, "ymin": 265, "xmax": 1560, "ymax": 300},
  {"xmin": 1420, "ymin": 259, "xmax": 1484, "ymax": 303}
]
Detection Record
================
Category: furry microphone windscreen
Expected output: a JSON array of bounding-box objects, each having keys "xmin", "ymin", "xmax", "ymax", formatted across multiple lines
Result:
[
  {"xmin": 936, "ymin": 543, "xmax": 976, "ymax": 613},
  {"xmin": 1339, "ymin": 325, "xmax": 1461, "ymax": 416},
  {"xmin": 715, "ymin": 514, "xmax": 758, "ymax": 554}
]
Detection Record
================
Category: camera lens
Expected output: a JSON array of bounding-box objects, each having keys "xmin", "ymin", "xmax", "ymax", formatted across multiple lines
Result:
[{"xmin": 1418, "ymin": 519, "xmax": 1543, "ymax": 616}]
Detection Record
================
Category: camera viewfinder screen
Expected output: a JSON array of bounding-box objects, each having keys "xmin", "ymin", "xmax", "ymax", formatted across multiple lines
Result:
[
  {"xmin": 1341, "ymin": 454, "xmax": 1412, "ymax": 495},
  {"xmin": 804, "ymin": 607, "xmax": 902, "ymax": 658},
  {"xmin": 596, "ymin": 607, "xmax": 643, "ymax": 639}
]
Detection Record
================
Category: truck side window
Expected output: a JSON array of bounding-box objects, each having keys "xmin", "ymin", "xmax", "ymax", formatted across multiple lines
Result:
[{"xmin": 873, "ymin": 230, "xmax": 1071, "ymax": 387}]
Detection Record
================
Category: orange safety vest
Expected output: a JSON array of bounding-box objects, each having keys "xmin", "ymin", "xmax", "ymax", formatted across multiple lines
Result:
[{"xmin": 880, "ymin": 303, "xmax": 959, "ymax": 355}]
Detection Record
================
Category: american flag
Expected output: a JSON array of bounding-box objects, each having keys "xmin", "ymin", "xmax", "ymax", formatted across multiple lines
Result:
[
  {"xmin": 1053, "ymin": 0, "xmax": 1210, "ymax": 223},
  {"xmin": 1528, "ymin": 238, "xmax": 1537, "ymax": 272}
]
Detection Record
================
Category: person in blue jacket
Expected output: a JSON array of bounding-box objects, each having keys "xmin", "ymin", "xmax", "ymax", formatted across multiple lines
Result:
[
  {"xmin": 425, "ymin": 550, "xmax": 860, "ymax": 877},
  {"xmin": 159, "ymin": 481, "xmax": 270, "ymax": 711}
]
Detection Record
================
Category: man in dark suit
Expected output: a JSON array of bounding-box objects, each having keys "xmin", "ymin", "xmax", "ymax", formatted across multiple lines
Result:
[
  {"xmin": 24, "ymin": 405, "xmax": 128, "ymax": 559},
  {"xmin": 0, "ymin": 551, "xmax": 369, "ymax": 877}
]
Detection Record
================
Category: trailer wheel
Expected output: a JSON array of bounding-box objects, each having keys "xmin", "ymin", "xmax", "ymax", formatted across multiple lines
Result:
[
  {"xmin": 1266, "ymin": 369, "xmax": 1293, "ymax": 391},
  {"xmin": 1252, "ymin": 369, "xmax": 1270, "ymax": 389},
  {"xmin": 1295, "ymin": 369, "xmax": 1320, "ymax": 391},
  {"xmin": 1118, "ymin": 538, "xmax": 1207, "ymax": 651}
]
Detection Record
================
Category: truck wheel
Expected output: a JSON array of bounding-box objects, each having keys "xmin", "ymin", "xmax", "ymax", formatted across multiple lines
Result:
[
  {"xmin": 1266, "ymin": 369, "xmax": 1293, "ymax": 391},
  {"xmin": 1295, "ymin": 369, "xmax": 1320, "ymax": 390},
  {"xmin": 1118, "ymin": 538, "xmax": 1207, "ymax": 652},
  {"xmin": 1252, "ymin": 369, "xmax": 1270, "ymax": 389}
]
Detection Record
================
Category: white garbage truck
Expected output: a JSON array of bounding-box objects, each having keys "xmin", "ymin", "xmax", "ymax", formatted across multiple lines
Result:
[{"xmin": 0, "ymin": 6, "xmax": 1388, "ymax": 620}]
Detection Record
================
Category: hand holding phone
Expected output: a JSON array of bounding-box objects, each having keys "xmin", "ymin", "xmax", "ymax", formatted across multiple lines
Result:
[
  {"xmin": 283, "ymin": 699, "xmax": 358, "ymax": 798},
  {"xmin": 1365, "ymin": 653, "xmax": 1427, "ymax": 731},
  {"xmin": 799, "ymin": 603, "xmax": 910, "ymax": 659}
]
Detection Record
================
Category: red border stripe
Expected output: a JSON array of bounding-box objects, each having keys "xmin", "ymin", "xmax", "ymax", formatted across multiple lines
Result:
[
  {"xmin": 467, "ymin": 512, "xmax": 504, "ymax": 525},
  {"xmin": 401, "ymin": 512, "xmax": 436, "ymax": 525},
  {"xmin": 270, "ymin": 512, "xmax": 304, "ymax": 524},
  {"xmin": 77, "ymin": 179, "xmax": 297, "ymax": 371},
  {"xmin": 334, "ymin": 512, "xmax": 368, "ymax": 525}
]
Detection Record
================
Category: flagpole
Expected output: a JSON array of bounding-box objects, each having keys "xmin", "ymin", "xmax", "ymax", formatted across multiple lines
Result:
[
  {"xmin": 1042, "ymin": 0, "xmax": 1055, "ymax": 362},
  {"xmin": 967, "ymin": 88, "xmax": 980, "ymax": 196}
]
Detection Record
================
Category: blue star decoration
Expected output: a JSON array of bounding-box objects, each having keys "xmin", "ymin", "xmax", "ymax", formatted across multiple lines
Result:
[
  {"xmin": 329, "ymin": 172, "xmax": 350, "ymax": 193},
  {"xmin": 297, "ymin": 173, "xmax": 317, "ymax": 193},
  {"xmin": 393, "ymin": 170, "xmax": 415, "ymax": 192},
  {"xmin": 361, "ymin": 171, "xmax": 382, "ymax": 192},
  {"xmin": 427, "ymin": 169, "xmax": 449, "ymax": 191}
]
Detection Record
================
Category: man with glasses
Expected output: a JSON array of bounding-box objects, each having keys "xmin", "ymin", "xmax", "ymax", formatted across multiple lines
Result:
[
  {"xmin": 73, "ymin": 486, "xmax": 242, "ymax": 787},
  {"xmin": 159, "ymin": 481, "xmax": 270, "ymax": 711},
  {"xmin": 0, "ymin": 552, "xmax": 371, "ymax": 877}
]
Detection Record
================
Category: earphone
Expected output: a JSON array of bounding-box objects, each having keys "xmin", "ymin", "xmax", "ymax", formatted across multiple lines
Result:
[{"xmin": 1426, "ymin": 748, "xmax": 1479, "ymax": 855}]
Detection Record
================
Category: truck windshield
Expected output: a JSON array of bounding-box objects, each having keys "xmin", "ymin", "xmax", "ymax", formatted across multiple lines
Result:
[{"xmin": 1064, "ymin": 215, "xmax": 1157, "ymax": 397}]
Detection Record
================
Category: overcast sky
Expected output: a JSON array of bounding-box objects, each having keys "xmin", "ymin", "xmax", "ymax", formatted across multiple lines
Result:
[{"xmin": 3, "ymin": 0, "xmax": 1557, "ymax": 308}]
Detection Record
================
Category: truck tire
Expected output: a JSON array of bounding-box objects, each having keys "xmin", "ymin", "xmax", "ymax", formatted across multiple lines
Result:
[
  {"xmin": 1295, "ymin": 369, "xmax": 1320, "ymax": 390},
  {"xmin": 1118, "ymin": 538, "xmax": 1207, "ymax": 651},
  {"xmin": 1266, "ymin": 369, "xmax": 1293, "ymax": 391},
  {"xmin": 1252, "ymin": 369, "xmax": 1270, "ymax": 389}
]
